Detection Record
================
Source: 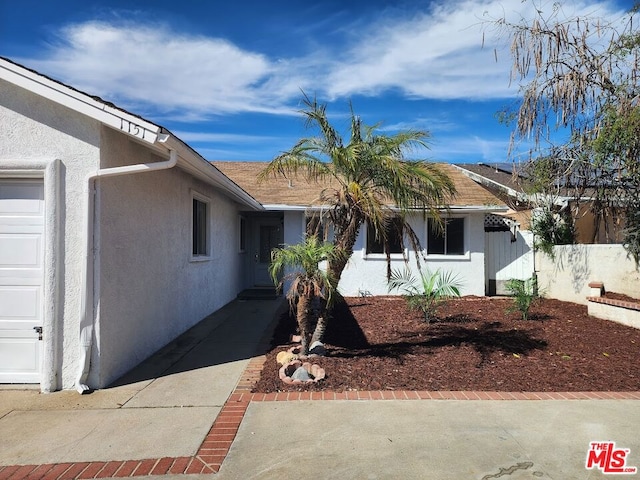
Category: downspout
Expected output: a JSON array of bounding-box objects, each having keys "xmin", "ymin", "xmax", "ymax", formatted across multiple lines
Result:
[{"xmin": 75, "ymin": 147, "xmax": 178, "ymax": 393}]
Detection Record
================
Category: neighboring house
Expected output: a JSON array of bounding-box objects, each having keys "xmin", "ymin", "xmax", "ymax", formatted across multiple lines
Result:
[
  {"xmin": 0, "ymin": 57, "xmax": 263, "ymax": 392},
  {"xmin": 213, "ymin": 162, "xmax": 519, "ymax": 297},
  {"xmin": 454, "ymin": 162, "xmax": 624, "ymax": 244}
]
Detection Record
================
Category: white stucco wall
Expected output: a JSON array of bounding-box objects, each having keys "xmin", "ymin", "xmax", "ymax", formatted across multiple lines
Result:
[
  {"xmin": 536, "ymin": 244, "xmax": 640, "ymax": 305},
  {"xmin": 281, "ymin": 210, "xmax": 487, "ymax": 297},
  {"xmin": 0, "ymin": 78, "xmax": 101, "ymax": 391},
  {"xmin": 95, "ymin": 128, "xmax": 244, "ymax": 387}
]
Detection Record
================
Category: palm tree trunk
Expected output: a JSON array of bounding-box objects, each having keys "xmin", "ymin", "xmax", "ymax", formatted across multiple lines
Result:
[
  {"xmin": 310, "ymin": 296, "xmax": 329, "ymax": 346},
  {"xmin": 296, "ymin": 294, "xmax": 312, "ymax": 355},
  {"xmin": 328, "ymin": 217, "xmax": 361, "ymax": 289},
  {"xmin": 308, "ymin": 219, "xmax": 361, "ymax": 346}
]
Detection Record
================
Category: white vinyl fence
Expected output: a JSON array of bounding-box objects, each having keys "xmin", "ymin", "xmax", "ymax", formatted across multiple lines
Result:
[{"xmin": 485, "ymin": 230, "xmax": 535, "ymax": 295}]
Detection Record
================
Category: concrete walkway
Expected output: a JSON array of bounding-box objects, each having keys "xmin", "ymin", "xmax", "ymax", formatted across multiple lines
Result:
[
  {"xmin": 0, "ymin": 297, "xmax": 285, "ymax": 477},
  {"xmin": 1, "ymin": 296, "xmax": 639, "ymax": 479}
]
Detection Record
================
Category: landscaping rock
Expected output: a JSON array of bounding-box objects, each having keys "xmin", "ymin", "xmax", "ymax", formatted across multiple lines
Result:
[
  {"xmin": 276, "ymin": 351, "xmax": 298, "ymax": 365},
  {"xmin": 291, "ymin": 366, "xmax": 311, "ymax": 381},
  {"xmin": 279, "ymin": 360, "xmax": 326, "ymax": 385},
  {"xmin": 309, "ymin": 341, "xmax": 326, "ymax": 356}
]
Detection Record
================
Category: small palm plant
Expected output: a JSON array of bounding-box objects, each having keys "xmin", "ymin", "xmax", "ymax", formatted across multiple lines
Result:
[
  {"xmin": 505, "ymin": 276, "xmax": 539, "ymax": 320},
  {"xmin": 269, "ymin": 236, "xmax": 344, "ymax": 355},
  {"xmin": 388, "ymin": 268, "xmax": 463, "ymax": 323}
]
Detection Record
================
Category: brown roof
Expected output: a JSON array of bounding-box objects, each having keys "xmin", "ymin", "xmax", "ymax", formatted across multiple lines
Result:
[
  {"xmin": 455, "ymin": 163, "xmax": 524, "ymax": 193},
  {"xmin": 212, "ymin": 161, "xmax": 506, "ymax": 209}
]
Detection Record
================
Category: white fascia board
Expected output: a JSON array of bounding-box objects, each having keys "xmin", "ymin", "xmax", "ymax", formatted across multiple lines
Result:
[
  {"xmin": 161, "ymin": 136, "xmax": 263, "ymax": 211},
  {"xmin": 262, "ymin": 204, "xmax": 508, "ymax": 213},
  {"xmin": 445, "ymin": 205, "xmax": 509, "ymax": 213},
  {"xmin": 262, "ymin": 204, "xmax": 329, "ymax": 211},
  {"xmin": 0, "ymin": 60, "xmax": 160, "ymax": 144},
  {"xmin": 452, "ymin": 164, "xmax": 527, "ymax": 203},
  {"xmin": 388, "ymin": 205, "xmax": 509, "ymax": 213}
]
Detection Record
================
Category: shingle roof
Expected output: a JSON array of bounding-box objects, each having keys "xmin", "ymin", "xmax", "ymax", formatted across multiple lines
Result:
[
  {"xmin": 455, "ymin": 163, "xmax": 524, "ymax": 193},
  {"xmin": 212, "ymin": 161, "xmax": 506, "ymax": 209}
]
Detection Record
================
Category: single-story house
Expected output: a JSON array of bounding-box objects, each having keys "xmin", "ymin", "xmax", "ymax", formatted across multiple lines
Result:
[
  {"xmin": 212, "ymin": 162, "xmax": 533, "ymax": 297},
  {"xmin": 454, "ymin": 162, "xmax": 625, "ymax": 244},
  {"xmin": 1, "ymin": 56, "xmax": 532, "ymax": 393},
  {"xmin": 0, "ymin": 57, "xmax": 263, "ymax": 392}
]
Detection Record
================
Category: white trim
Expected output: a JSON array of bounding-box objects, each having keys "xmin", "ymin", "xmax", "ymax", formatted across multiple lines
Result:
[
  {"xmin": 362, "ymin": 250, "xmax": 409, "ymax": 261},
  {"xmin": 452, "ymin": 165, "xmax": 574, "ymax": 208},
  {"xmin": 263, "ymin": 203, "xmax": 508, "ymax": 213},
  {"xmin": 362, "ymin": 219, "xmax": 409, "ymax": 260},
  {"xmin": 0, "ymin": 159, "xmax": 63, "ymax": 392},
  {"xmin": 425, "ymin": 215, "xmax": 471, "ymax": 260},
  {"xmin": 0, "ymin": 58, "xmax": 262, "ymax": 211},
  {"xmin": 0, "ymin": 59, "xmax": 160, "ymax": 144},
  {"xmin": 263, "ymin": 204, "xmax": 318, "ymax": 211},
  {"xmin": 161, "ymin": 137, "xmax": 262, "ymax": 211}
]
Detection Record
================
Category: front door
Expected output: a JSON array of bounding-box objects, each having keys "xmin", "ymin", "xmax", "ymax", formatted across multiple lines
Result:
[
  {"xmin": 0, "ymin": 180, "xmax": 44, "ymax": 383},
  {"xmin": 252, "ymin": 218, "xmax": 283, "ymax": 287}
]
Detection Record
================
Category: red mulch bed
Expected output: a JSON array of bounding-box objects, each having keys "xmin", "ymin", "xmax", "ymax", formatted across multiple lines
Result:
[
  {"xmin": 252, "ymin": 296, "xmax": 640, "ymax": 393},
  {"xmin": 603, "ymin": 291, "xmax": 640, "ymax": 303}
]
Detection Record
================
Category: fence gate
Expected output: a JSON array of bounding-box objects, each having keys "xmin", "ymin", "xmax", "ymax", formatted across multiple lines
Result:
[{"xmin": 484, "ymin": 214, "xmax": 534, "ymax": 295}]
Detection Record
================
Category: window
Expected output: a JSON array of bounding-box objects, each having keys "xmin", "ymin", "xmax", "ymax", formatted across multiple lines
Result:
[
  {"xmin": 366, "ymin": 217, "xmax": 404, "ymax": 255},
  {"xmin": 427, "ymin": 217, "xmax": 465, "ymax": 255},
  {"xmin": 239, "ymin": 216, "xmax": 246, "ymax": 253},
  {"xmin": 192, "ymin": 196, "xmax": 209, "ymax": 257}
]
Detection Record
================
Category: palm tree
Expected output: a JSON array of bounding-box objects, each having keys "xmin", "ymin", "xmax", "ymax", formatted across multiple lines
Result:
[
  {"xmin": 260, "ymin": 94, "xmax": 457, "ymax": 340},
  {"xmin": 269, "ymin": 235, "xmax": 344, "ymax": 355}
]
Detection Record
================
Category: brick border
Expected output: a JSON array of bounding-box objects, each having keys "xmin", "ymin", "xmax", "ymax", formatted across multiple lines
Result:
[
  {"xmin": 587, "ymin": 295, "xmax": 640, "ymax": 311},
  {"xmin": 2, "ymin": 351, "xmax": 639, "ymax": 478}
]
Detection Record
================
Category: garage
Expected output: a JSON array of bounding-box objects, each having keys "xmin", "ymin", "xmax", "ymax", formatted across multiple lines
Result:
[{"xmin": 0, "ymin": 180, "xmax": 44, "ymax": 383}]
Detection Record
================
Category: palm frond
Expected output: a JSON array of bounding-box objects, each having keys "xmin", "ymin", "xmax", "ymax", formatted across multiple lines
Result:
[{"xmin": 261, "ymin": 95, "xmax": 459, "ymax": 288}]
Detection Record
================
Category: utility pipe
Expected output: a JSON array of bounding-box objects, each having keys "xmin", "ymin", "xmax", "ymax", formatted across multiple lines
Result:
[{"xmin": 75, "ymin": 148, "xmax": 178, "ymax": 393}]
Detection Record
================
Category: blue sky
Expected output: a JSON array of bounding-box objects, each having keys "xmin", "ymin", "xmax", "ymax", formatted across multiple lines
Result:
[{"xmin": 0, "ymin": 0, "xmax": 633, "ymax": 164}]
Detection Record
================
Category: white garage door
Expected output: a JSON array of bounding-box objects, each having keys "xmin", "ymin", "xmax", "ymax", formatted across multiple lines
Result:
[{"xmin": 0, "ymin": 181, "xmax": 44, "ymax": 383}]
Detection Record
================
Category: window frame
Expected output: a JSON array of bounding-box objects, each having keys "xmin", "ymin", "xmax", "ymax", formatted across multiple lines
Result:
[
  {"xmin": 238, "ymin": 215, "xmax": 247, "ymax": 253},
  {"xmin": 363, "ymin": 217, "xmax": 408, "ymax": 259},
  {"xmin": 425, "ymin": 216, "xmax": 469, "ymax": 259},
  {"xmin": 191, "ymin": 190, "xmax": 211, "ymax": 261}
]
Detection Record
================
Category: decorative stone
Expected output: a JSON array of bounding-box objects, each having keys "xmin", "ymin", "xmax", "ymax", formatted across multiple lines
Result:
[
  {"xmin": 288, "ymin": 345, "xmax": 302, "ymax": 356},
  {"xmin": 279, "ymin": 360, "xmax": 326, "ymax": 384},
  {"xmin": 309, "ymin": 341, "xmax": 326, "ymax": 356},
  {"xmin": 276, "ymin": 350, "xmax": 298, "ymax": 365},
  {"xmin": 291, "ymin": 366, "xmax": 311, "ymax": 381}
]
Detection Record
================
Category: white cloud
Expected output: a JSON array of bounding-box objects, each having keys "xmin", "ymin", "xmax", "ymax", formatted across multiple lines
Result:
[
  {"xmin": 322, "ymin": 0, "xmax": 627, "ymax": 100},
  {"xmin": 30, "ymin": 21, "xmax": 289, "ymax": 116},
  {"xmin": 22, "ymin": 0, "xmax": 628, "ymax": 119},
  {"xmin": 381, "ymin": 117, "xmax": 460, "ymax": 133},
  {"xmin": 172, "ymin": 131, "xmax": 278, "ymax": 143},
  {"xmin": 429, "ymin": 134, "xmax": 510, "ymax": 163}
]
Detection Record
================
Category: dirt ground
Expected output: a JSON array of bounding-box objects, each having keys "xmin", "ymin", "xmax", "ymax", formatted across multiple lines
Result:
[{"xmin": 252, "ymin": 295, "xmax": 640, "ymax": 393}]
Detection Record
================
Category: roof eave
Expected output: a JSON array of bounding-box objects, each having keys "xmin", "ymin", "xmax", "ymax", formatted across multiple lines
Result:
[
  {"xmin": 262, "ymin": 204, "xmax": 509, "ymax": 213},
  {"xmin": 0, "ymin": 57, "xmax": 263, "ymax": 211},
  {"xmin": 0, "ymin": 57, "xmax": 160, "ymax": 144},
  {"xmin": 161, "ymin": 136, "xmax": 263, "ymax": 211}
]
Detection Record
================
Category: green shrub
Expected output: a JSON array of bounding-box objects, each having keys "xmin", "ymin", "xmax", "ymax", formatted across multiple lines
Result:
[
  {"xmin": 505, "ymin": 276, "xmax": 539, "ymax": 320},
  {"xmin": 388, "ymin": 268, "xmax": 463, "ymax": 323},
  {"xmin": 531, "ymin": 207, "xmax": 575, "ymax": 259}
]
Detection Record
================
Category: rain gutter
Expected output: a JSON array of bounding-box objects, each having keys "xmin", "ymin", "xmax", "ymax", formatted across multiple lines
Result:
[{"xmin": 75, "ymin": 143, "xmax": 177, "ymax": 393}]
